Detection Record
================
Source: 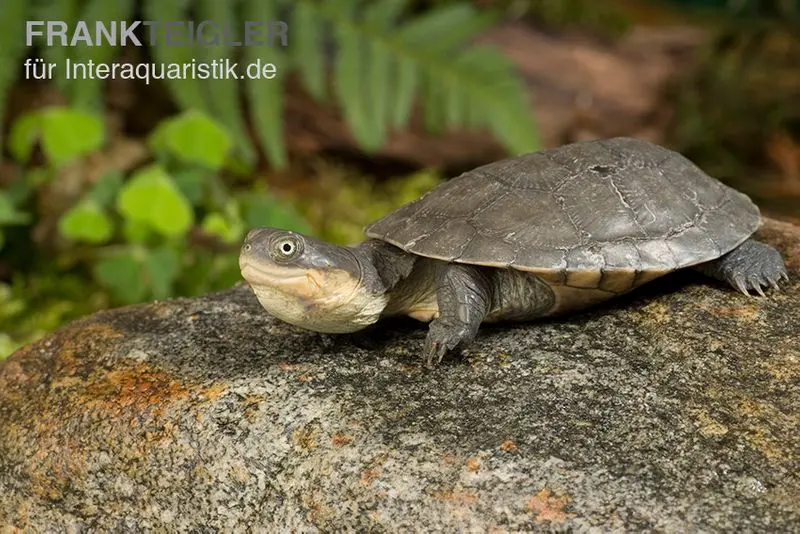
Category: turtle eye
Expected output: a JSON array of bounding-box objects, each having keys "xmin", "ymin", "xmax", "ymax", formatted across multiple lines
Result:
[{"xmin": 272, "ymin": 236, "xmax": 302, "ymax": 261}]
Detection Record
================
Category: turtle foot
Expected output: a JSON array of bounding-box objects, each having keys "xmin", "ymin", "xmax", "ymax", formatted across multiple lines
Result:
[
  {"xmin": 698, "ymin": 238, "xmax": 789, "ymax": 297},
  {"xmin": 422, "ymin": 320, "xmax": 473, "ymax": 368}
]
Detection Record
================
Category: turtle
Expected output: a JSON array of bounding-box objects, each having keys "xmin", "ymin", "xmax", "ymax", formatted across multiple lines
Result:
[{"xmin": 239, "ymin": 137, "xmax": 789, "ymax": 366}]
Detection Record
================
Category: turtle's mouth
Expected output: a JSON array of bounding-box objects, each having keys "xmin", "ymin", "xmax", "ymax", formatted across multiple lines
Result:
[{"xmin": 239, "ymin": 258, "xmax": 313, "ymax": 288}]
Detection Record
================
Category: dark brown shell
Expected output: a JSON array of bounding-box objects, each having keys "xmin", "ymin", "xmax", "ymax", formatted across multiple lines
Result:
[{"xmin": 364, "ymin": 138, "xmax": 760, "ymax": 283}]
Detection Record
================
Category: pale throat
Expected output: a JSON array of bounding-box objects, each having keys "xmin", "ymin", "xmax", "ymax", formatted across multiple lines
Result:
[{"xmin": 249, "ymin": 267, "xmax": 388, "ymax": 334}]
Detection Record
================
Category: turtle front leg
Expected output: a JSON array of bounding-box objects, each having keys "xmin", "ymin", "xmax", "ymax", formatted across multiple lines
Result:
[
  {"xmin": 693, "ymin": 238, "xmax": 789, "ymax": 296},
  {"xmin": 423, "ymin": 263, "xmax": 493, "ymax": 367}
]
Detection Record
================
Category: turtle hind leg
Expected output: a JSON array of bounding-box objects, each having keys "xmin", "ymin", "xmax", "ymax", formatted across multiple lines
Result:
[{"xmin": 693, "ymin": 238, "xmax": 789, "ymax": 296}]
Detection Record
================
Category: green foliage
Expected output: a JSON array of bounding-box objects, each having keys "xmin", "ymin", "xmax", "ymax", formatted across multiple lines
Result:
[
  {"xmin": 298, "ymin": 161, "xmax": 443, "ymax": 245},
  {"xmin": 72, "ymin": 0, "xmax": 136, "ymax": 111},
  {"xmin": 311, "ymin": 1, "xmax": 539, "ymax": 155},
  {"xmin": 0, "ymin": 107, "xmax": 312, "ymax": 358},
  {"xmin": 239, "ymin": 190, "xmax": 312, "ymax": 234},
  {"xmin": 0, "ymin": 1, "xmax": 543, "ymax": 358},
  {"xmin": 664, "ymin": 0, "xmax": 800, "ymax": 19},
  {"xmin": 88, "ymin": 171, "xmax": 125, "ymax": 206},
  {"xmin": 5, "ymin": 0, "xmax": 538, "ymax": 170},
  {"xmin": 93, "ymin": 248, "xmax": 147, "ymax": 303},
  {"xmin": 0, "ymin": 274, "xmax": 108, "ymax": 360},
  {"xmin": 58, "ymin": 200, "xmax": 114, "ymax": 244},
  {"xmin": 143, "ymin": 0, "xmax": 208, "ymax": 113},
  {"xmin": 9, "ymin": 107, "xmax": 105, "ymax": 166},
  {"xmin": 117, "ymin": 164, "xmax": 195, "ymax": 237},
  {"xmin": 520, "ymin": 0, "xmax": 630, "ymax": 37},
  {"xmin": 32, "ymin": 0, "xmax": 83, "ymax": 99},
  {"xmin": 149, "ymin": 111, "xmax": 233, "ymax": 169},
  {"xmin": 0, "ymin": 0, "xmax": 29, "ymax": 159},
  {"xmin": 0, "ymin": 190, "xmax": 31, "ymax": 251},
  {"xmin": 0, "ymin": 192, "xmax": 30, "ymax": 226},
  {"xmin": 243, "ymin": 0, "xmax": 287, "ymax": 167},
  {"xmin": 202, "ymin": 212, "xmax": 241, "ymax": 244},
  {"xmin": 666, "ymin": 24, "xmax": 800, "ymax": 181},
  {"xmin": 25, "ymin": 0, "xmax": 135, "ymax": 111},
  {"xmin": 92, "ymin": 245, "xmax": 182, "ymax": 303}
]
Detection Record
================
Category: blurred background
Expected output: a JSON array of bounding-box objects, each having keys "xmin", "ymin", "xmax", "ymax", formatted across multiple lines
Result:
[{"xmin": 0, "ymin": 0, "xmax": 798, "ymax": 358}]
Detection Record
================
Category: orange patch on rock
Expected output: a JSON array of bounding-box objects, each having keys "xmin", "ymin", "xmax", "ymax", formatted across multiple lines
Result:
[
  {"xmin": 331, "ymin": 432, "xmax": 353, "ymax": 447},
  {"xmin": 442, "ymin": 453, "xmax": 459, "ymax": 465},
  {"xmin": 700, "ymin": 303, "xmax": 761, "ymax": 321},
  {"xmin": 527, "ymin": 488, "xmax": 573, "ymax": 524},
  {"xmin": 1, "ymin": 323, "xmax": 124, "ymax": 392},
  {"xmin": 466, "ymin": 458, "xmax": 481, "ymax": 472},
  {"xmin": 85, "ymin": 363, "xmax": 190, "ymax": 415},
  {"xmin": 360, "ymin": 468, "xmax": 381, "ymax": 486},
  {"xmin": 202, "ymin": 382, "xmax": 228, "ymax": 401},
  {"xmin": 499, "ymin": 440, "xmax": 519, "ymax": 452}
]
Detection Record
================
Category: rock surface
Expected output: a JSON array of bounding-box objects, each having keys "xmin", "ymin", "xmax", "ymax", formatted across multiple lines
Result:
[{"xmin": 1, "ymin": 219, "xmax": 798, "ymax": 532}]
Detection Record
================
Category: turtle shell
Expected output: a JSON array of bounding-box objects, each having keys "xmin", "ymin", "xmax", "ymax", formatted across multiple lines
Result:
[{"xmin": 365, "ymin": 137, "xmax": 760, "ymax": 291}]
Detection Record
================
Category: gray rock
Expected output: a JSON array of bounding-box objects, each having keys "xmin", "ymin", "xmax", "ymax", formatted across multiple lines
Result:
[{"xmin": 1, "ymin": 219, "xmax": 798, "ymax": 533}]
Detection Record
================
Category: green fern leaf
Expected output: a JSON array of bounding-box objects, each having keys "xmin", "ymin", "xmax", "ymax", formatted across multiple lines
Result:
[
  {"xmin": 362, "ymin": 0, "xmax": 412, "ymax": 134},
  {"xmin": 444, "ymin": 78, "xmax": 467, "ymax": 128},
  {"xmin": 69, "ymin": 0, "xmax": 136, "ymax": 111},
  {"xmin": 334, "ymin": 28, "xmax": 381, "ymax": 149},
  {"xmin": 327, "ymin": 0, "xmax": 361, "ymax": 16},
  {"xmin": 291, "ymin": 3, "xmax": 327, "ymax": 100},
  {"xmin": 422, "ymin": 77, "xmax": 445, "ymax": 133},
  {"xmin": 243, "ymin": 0, "xmax": 288, "ymax": 168},
  {"xmin": 364, "ymin": 0, "xmax": 412, "ymax": 26},
  {"xmin": 391, "ymin": 57, "xmax": 418, "ymax": 127},
  {"xmin": 487, "ymin": 86, "xmax": 540, "ymax": 154},
  {"xmin": 195, "ymin": 0, "xmax": 255, "ymax": 166},
  {"xmin": 464, "ymin": 47, "xmax": 539, "ymax": 154},
  {"xmin": 366, "ymin": 41, "xmax": 393, "ymax": 136},
  {"xmin": 143, "ymin": 0, "xmax": 209, "ymax": 113},
  {"xmin": 398, "ymin": 4, "xmax": 498, "ymax": 51},
  {"xmin": 0, "ymin": 0, "xmax": 29, "ymax": 161},
  {"xmin": 31, "ymin": 0, "xmax": 82, "ymax": 98},
  {"xmin": 303, "ymin": 1, "xmax": 537, "ymax": 155},
  {"xmin": 464, "ymin": 89, "xmax": 483, "ymax": 129}
]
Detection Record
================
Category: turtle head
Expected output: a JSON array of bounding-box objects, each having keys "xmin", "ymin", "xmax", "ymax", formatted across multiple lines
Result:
[{"xmin": 239, "ymin": 228, "xmax": 389, "ymax": 333}]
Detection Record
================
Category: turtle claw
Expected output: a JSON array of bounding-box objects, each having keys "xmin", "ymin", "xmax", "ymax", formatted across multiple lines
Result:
[
  {"xmin": 745, "ymin": 275, "xmax": 765, "ymax": 297},
  {"xmin": 422, "ymin": 339, "xmax": 448, "ymax": 368},
  {"xmin": 731, "ymin": 265, "xmax": 789, "ymax": 297},
  {"xmin": 733, "ymin": 276, "xmax": 750, "ymax": 296},
  {"xmin": 759, "ymin": 264, "xmax": 789, "ymax": 293},
  {"xmin": 753, "ymin": 282, "xmax": 766, "ymax": 297},
  {"xmin": 422, "ymin": 320, "xmax": 472, "ymax": 368}
]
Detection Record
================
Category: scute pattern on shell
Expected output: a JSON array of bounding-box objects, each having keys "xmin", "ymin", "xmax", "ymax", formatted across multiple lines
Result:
[{"xmin": 365, "ymin": 138, "xmax": 760, "ymax": 280}]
